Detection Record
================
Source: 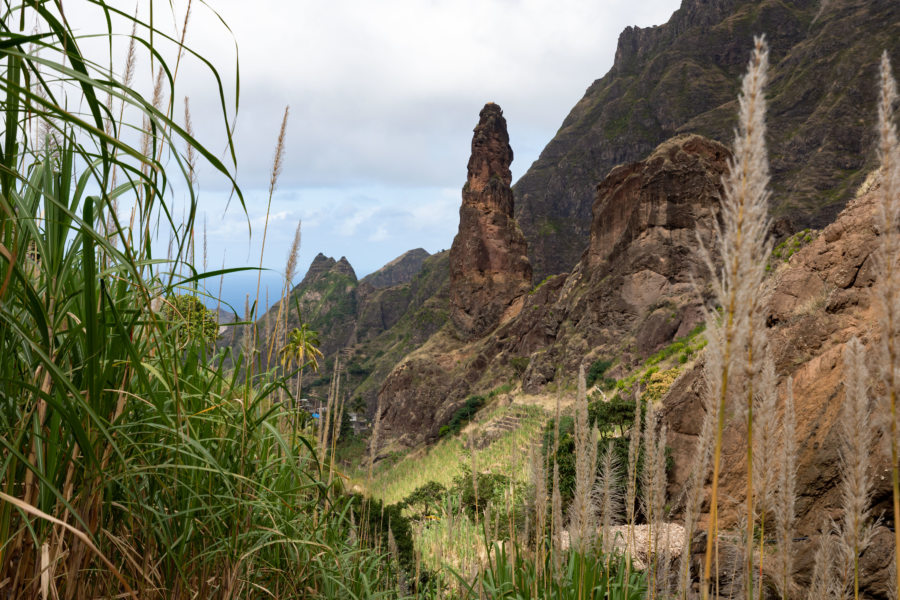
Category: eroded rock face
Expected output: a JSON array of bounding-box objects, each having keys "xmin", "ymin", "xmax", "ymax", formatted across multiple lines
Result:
[
  {"xmin": 514, "ymin": 134, "xmax": 729, "ymax": 390},
  {"xmin": 449, "ymin": 103, "xmax": 532, "ymax": 340},
  {"xmin": 378, "ymin": 134, "xmax": 728, "ymax": 447},
  {"xmin": 662, "ymin": 186, "xmax": 894, "ymax": 597}
]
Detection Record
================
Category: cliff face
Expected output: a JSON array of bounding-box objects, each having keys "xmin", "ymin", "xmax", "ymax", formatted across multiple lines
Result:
[
  {"xmin": 379, "ymin": 134, "xmax": 727, "ymax": 446},
  {"xmin": 449, "ymin": 103, "xmax": 533, "ymax": 340},
  {"xmin": 515, "ymin": 0, "xmax": 900, "ymax": 280},
  {"xmin": 359, "ymin": 248, "xmax": 430, "ymax": 290},
  {"xmin": 662, "ymin": 185, "xmax": 894, "ymax": 597}
]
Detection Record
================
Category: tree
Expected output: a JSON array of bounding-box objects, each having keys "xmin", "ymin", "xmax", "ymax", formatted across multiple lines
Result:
[{"xmin": 280, "ymin": 320, "xmax": 324, "ymax": 407}]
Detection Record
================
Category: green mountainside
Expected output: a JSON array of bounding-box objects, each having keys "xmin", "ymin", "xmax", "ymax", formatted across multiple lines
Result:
[
  {"xmin": 514, "ymin": 0, "xmax": 900, "ymax": 280},
  {"xmin": 230, "ymin": 249, "xmax": 450, "ymax": 412}
]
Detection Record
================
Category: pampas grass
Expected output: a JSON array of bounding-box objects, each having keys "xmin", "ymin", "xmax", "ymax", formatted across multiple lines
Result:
[
  {"xmin": 873, "ymin": 50, "xmax": 900, "ymax": 595},
  {"xmin": 838, "ymin": 337, "xmax": 875, "ymax": 599},
  {"xmin": 569, "ymin": 364, "xmax": 598, "ymax": 552},
  {"xmin": 699, "ymin": 35, "xmax": 773, "ymax": 600},
  {"xmin": 774, "ymin": 378, "xmax": 798, "ymax": 600}
]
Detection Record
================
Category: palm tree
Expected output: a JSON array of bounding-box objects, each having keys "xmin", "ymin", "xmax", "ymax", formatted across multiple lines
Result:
[{"xmin": 280, "ymin": 321, "xmax": 323, "ymax": 432}]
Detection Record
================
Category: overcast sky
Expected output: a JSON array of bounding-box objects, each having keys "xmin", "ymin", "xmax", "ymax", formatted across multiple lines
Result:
[{"xmin": 84, "ymin": 0, "xmax": 683, "ymax": 311}]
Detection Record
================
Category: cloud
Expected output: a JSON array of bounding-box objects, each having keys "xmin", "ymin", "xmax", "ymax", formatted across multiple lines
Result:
[{"xmin": 71, "ymin": 0, "xmax": 683, "ymax": 307}]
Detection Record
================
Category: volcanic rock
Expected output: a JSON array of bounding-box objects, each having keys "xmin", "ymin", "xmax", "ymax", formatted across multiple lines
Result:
[
  {"xmin": 449, "ymin": 103, "xmax": 532, "ymax": 340},
  {"xmin": 514, "ymin": 0, "xmax": 900, "ymax": 280},
  {"xmin": 661, "ymin": 184, "xmax": 895, "ymax": 597},
  {"xmin": 378, "ymin": 134, "xmax": 728, "ymax": 446}
]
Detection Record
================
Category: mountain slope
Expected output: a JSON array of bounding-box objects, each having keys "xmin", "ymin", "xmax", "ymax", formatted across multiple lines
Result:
[{"xmin": 515, "ymin": 0, "xmax": 900, "ymax": 280}]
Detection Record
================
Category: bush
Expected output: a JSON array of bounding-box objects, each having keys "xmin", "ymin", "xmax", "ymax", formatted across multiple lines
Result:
[
  {"xmin": 510, "ymin": 356, "xmax": 530, "ymax": 376},
  {"xmin": 587, "ymin": 358, "xmax": 616, "ymax": 388},
  {"xmin": 439, "ymin": 394, "xmax": 486, "ymax": 437}
]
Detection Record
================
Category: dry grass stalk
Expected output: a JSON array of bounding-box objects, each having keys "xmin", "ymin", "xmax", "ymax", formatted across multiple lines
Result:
[
  {"xmin": 596, "ymin": 442, "xmax": 622, "ymax": 557},
  {"xmin": 838, "ymin": 337, "xmax": 874, "ymax": 599},
  {"xmin": 529, "ymin": 441, "xmax": 549, "ymax": 578},
  {"xmin": 551, "ymin": 459, "xmax": 563, "ymax": 554},
  {"xmin": 468, "ymin": 428, "xmax": 480, "ymax": 521},
  {"xmin": 253, "ymin": 105, "xmax": 290, "ymax": 359},
  {"xmin": 699, "ymin": 35, "xmax": 773, "ymax": 600},
  {"xmin": 808, "ymin": 522, "xmax": 839, "ymax": 600},
  {"xmin": 774, "ymin": 377, "xmax": 797, "ymax": 600},
  {"xmin": 752, "ymin": 355, "xmax": 779, "ymax": 593},
  {"xmin": 642, "ymin": 398, "xmax": 669, "ymax": 598},
  {"xmin": 569, "ymin": 364, "xmax": 598, "ymax": 552},
  {"xmin": 549, "ymin": 381, "xmax": 564, "ymax": 563},
  {"xmin": 367, "ymin": 393, "xmax": 384, "ymax": 486},
  {"xmin": 184, "ymin": 96, "xmax": 197, "ymax": 189},
  {"xmin": 873, "ymin": 51, "xmax": 900, "ymax": 595},
  {"xmin": 267, "ymin": 220, "xmax": 302, "ymax": 367},
  {"xmin": 624, "ymin": 386, "xmax": 643, "ymax": 595},
  {"xmin": 677, "ymin": 358, "xmax": 718, "ymax": 599}
]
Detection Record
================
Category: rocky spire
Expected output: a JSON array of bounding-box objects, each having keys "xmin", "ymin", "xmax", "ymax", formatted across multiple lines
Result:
[{"xmin": 449, "ymin": 103, "xmax": 532, "ymax": 340}]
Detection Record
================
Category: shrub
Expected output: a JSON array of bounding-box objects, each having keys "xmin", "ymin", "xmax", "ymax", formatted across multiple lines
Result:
[
  {"xmin": 587, "ymin": 358, "xmax": 616, "ymax": 388},
  {"xmin": 510, "ymin": 356, "xmax": 530, "ymax": 376},
  {"xmin": 440, "ymin": 394, "xmax": 486, "ymax": 437}
]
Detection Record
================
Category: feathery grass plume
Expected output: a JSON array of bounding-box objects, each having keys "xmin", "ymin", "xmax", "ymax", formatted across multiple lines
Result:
[
  {"xmin": 838, "ymin": 337, "xmax": 875, "ymax": 599},
  {"xmin": 873, "ymin": 51, "xmax": 900, "ymax": 594},
  {"xmin": 753, "ymin": 355, "xmax": 779, "ymax": 591},
  {"xmin": 551, "ymin": 460, "xmax": 563, "ymax": 561},
  {"xmin": 108, "ymin": 14, "xmax": 137, "ymax": 196},
  {"xmin": 253, "ymin": 105, "xmax": 290, "ymax": 360},
  {"xmin": 240, "ymin": 293, "xmax": 252, "ymax": 356},
  {"xmin": 642, "ymin": 399, "xmax": 668, "ymax": 598},
  {"xmin": 569, "ymin": 364, "xmax": 598, "ymax": 552},
  {"xmin": 624, "ymin": 386, "xmax": 643, "ymax": 595},
  {"xmin": 184, "ymin": 97, "xmax": 197, "ymax": 189},
  {"xmin": 529, "ymin": 441, "xmax": 549, "ymax": 577},
  {"xmin": 469, "ymin": 428, "xmax": 480, "ymax": 519},
  {"xmin": 596, "ymin": 442, "xmax": 622, "ymax": 557},
  {"xmin": 320, "ymin": 353, "xmax": 340, "ymax": 454},
  {"xmin": 549, "ymin": 379, "xmax": 564, "ymax": 574},
  {"xmin": 890, "ymin": 547, "xmax": 898, "ymax": 600},
  {"xmin": 268, "ymin": 220, "xmax": 302, "ymax": 366},
  {"xmin": 774, "ymin": 377, "xmax": 798, "ymax": 600},
  {"xmin": 808, "ymin": 523, "xmax": 839, "ymax": 600},
  {"xmin": 677, "ymin": 363, "xmax": 718, "ymax": 599},
  {"xmin": 368, "ymin": 394, "xmax": 384, "ymax": 486},
  {"xmin": 699, "ymin": 35, "xmax": 773, "ymax": 600},
  {"xmin": 282, "ymin": 221, "xmax": 302, "ymax": 335}
]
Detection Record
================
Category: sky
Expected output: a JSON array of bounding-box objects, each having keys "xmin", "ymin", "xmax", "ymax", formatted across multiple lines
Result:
[{"xmin": 76, "ymin": 0, "xmax": 683, "ymax": 312}]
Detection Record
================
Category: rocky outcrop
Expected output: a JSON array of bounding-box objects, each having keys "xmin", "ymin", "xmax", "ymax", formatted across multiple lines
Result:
[
  {"xmin": 379, "ymin": 134, "xmax": 728, "ymax": 446},
  {"xmin": 662, "ymin": 185, "xmax": 894, "ymax": 597},
  {"xmin": 449, "ymin": 103, "xmax": 532, "ymax": 340},
  {"xmin": 514, "ymin": 0, "xmax": 900, "ymax": 280},
  {"xmin": 515, "ymin": 134, "xmax": 728, "ymax": 389}
]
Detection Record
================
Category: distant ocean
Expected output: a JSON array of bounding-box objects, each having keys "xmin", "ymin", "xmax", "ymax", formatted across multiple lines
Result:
[{"xmin": 196, "ymin": 268, "xmax": 285, "ymax": 318}]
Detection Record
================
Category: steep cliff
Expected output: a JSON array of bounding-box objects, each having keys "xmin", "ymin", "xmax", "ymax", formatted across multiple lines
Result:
[
  {"xmin": 515, "ymin": 0, "xmax": 900, "ymax": 280},
  {"xmin": 662, "ymin": 184, "xmax": 894, "ymax": 597},
  {"xmin": 449, "ymin": 103, "xmax": 532, "ymax": 340},
  {"xmin": 378, "ymin": 134, "xmax": 728, "ymax": 447},
  {"xmin": 359, "ymin": 248, "xmax": 430, "ymax": 290}
]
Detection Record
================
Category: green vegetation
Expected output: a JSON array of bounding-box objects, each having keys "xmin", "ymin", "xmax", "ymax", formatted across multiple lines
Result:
[
  {"xmin": 457, "ymin": 545, "xmax": 647, "ymax": 600},
  {"xmin": 586, "ymin": 357, "xmax": 615, "ymax": 388},
  {"xmin": 768, "ymin": 228, "xmax": 817, "ymax": 271},
  {"xmin": 511, "ymin": 355, "xmax": 531, "ymax": 376},
  {"xmin": 164, "ymin": 294, "xmax": 219, "ymax": 349},
  {"xmin": 439, "ymin": 394, "xmax": 486, "ymax": 437},
  {"xmin": 0, "ymin": 5, "xmax": 403, "ymax": 598}
]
